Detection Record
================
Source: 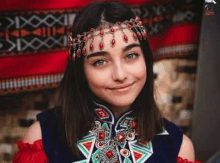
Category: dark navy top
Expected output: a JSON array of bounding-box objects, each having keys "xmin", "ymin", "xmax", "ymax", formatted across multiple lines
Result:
[{"xmin": 37, "ymin": 103, "xmax": 183, "ymax": 163}]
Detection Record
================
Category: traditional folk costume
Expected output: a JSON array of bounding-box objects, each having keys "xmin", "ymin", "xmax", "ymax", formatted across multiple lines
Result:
[
  {"xmin": 13, "ymin": 101, "xmax": 201, "ymax": 163},
  {"xmin": 13, "ymin": 17, "xmax": 201, "ymax": 163}
]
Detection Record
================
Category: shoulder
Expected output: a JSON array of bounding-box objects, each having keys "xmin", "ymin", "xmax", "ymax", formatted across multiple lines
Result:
[
  {"xmin": 162, "ymin": 119, "xmax": 195, "ymax": 161},
  {"xmin": 178, "ymin": 134, "xmax": 195, "ymax": 161},
  {"xmin": 36, "ymin": 107, "xmax": 62, "ymax": 140},
  {"xmin": 158, "ymin": 119, "xmax": 184, "ymax": 158},
  {"xmin": 36, "ymin": 107, "xmax": 61, "ymax": 122},
  {"xmin": 36, "ymin": 107, "xmax": 62, "ymax": 128},
  {"xmin": 163, "ymin": 119, "xmax": 183, "ymax": 142},
  {"xmin": 22, "ymin": 107, "xmax": 62, "ymax": 144},
  {"xmin": 22, "ymin": 121, "xmax": 42, "ymax": 144}
]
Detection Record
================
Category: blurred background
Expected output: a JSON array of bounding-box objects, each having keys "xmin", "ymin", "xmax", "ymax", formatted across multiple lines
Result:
[{"xmin": 0, "ymin": 0, "xmax": 219, "ymax": 162}]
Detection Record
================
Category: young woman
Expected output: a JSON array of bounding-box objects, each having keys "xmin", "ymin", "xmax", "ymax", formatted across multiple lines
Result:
[{"xmin": 13, "ymin": 2, "xmax": 198, "ymax": 163}]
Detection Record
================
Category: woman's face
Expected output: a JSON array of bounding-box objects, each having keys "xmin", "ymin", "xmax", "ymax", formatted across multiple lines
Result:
[{"xmin": 84, "ymin": 26, "xmax": 147, "ymax": 110}]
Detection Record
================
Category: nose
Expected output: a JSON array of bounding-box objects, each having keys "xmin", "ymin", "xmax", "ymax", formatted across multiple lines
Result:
[{"xmin": 111, "ymin": 62, "xmax": 128, "ymax": 82}]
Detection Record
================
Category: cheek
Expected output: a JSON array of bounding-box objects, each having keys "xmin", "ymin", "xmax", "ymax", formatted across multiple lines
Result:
[
  {"xmin": 138, "ymin": 67, "xmax": 147, "ymax": 88},
  {"xmin": 131, "ymin": 58, "xmax": 147, "ymax": 81},
  {"xmin": 84, "ymin": 66, "xmax": 108, "ymax": 89}
]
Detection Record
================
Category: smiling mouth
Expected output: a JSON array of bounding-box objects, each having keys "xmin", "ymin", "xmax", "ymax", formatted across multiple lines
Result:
[{"xmin": 108, "ymin": 82, "xmax": 135, "ymax": 90}]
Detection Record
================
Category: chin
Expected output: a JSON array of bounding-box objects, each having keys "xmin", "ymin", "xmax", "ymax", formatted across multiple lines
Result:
[{"xmin": 104, "ymin": 96, "xmax": 136, "ymax": 109}]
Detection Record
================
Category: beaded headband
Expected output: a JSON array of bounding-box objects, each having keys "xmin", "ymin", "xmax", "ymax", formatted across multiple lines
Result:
[{"xmin": 68, "ymin": 17, "xmax": 147, "ymax": 61}]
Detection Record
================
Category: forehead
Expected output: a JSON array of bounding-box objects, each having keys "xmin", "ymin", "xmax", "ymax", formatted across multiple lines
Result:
[{"xmin": 85, "ymin": 25, "xmax": 140, "ymax": 55}]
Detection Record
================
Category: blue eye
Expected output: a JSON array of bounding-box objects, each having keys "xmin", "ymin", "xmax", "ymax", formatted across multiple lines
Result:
[
  {"xmin": 93, "ymin": 60, "xmax": 106, "ymax": 66},
  {"xmin": 126, "ymin": 53, "xmax": 139, "ymax": 60}
]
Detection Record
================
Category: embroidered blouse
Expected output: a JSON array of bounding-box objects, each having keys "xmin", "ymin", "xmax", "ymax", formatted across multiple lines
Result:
[
  {"xmin": 13, "ymin": 102, "xmax": 202, "ymax": 163},
  {"xmin": 13, "ymin": 139, "xmax": 201, "ymax": 163}
]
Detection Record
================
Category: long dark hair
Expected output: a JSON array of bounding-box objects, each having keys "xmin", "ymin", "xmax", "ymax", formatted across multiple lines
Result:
[{"xmin": 59, "ymin": 1, "xmax": 164, "ymax": 157}]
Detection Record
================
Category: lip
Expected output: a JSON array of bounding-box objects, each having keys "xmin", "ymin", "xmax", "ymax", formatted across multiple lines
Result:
[{"xmin": 108, "ymin": 82, "xmax": 135, "ymax": 90}]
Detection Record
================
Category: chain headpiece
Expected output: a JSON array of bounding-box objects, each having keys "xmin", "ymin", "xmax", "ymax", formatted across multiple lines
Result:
[{"xmin": 68, "ymin": 17, "xmax": 147, "ymax": 61}]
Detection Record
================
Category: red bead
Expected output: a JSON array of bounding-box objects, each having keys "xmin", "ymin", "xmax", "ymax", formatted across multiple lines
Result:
[
  {"xmin": 138, "ymin": 32, "xmax": 142, "ymax": 39},
  {"xmin": 99, "ymin": 41, "xmax": 104, "ymax": 50},
  {"xmin": 95, "ymin": 155, "xmax": 99, "ymax": 159},
  {"xmin": 111, "ymin": 39, "xmax": 116, "ymax": 47},
  {"xmin": 83, "ymin": 37, "xmax": 87, "ymax": 42},
  {"xmin": 120, "ymin": 149, "xmax": 130, "ymax": 157},
  {"xmin": 123, "ymin": 34, "xmax": 128, "ymax": 42},
  {"xmin": 106, "ymin": 151, "xmax": 114, "ymax": 158},
  {"xmin": 117, "ymin": 22, "xmax": 122, "ymax": 25},
  {"xmin": 124, "ymin": 120, "xmax": 129, "ymax": 124},
  {"xmin": 98, "ymin": 132, "xmax": 105, "ymax": 139},
  {"xmin": 72, "ymin": 54, "xmax": 75, "ymax": 61},
  {"xmin": 76, "ymin": 50, "xmax": 81, "ymax": 58},
  {"xmin": 89, "ymin": 43, "xmax": 93, "ymax": 52},
  {"xmin": 110, "ymin": 28, "xmax": 115, "ymax": 33},
  {"xmin": 138, "ymin": 21, "xmax": 143, "ymax": 26},
  {"xmin": 100, "ymin": 30, "xmax": 104, "ymax": 36},
  {"xmin": 123, "ymin": 150, "xmax": 127, "ymax": 155},
  {"xmin": 131, "ymin": 121, "xmax": 137, "ymax": 128},
  {"xmin": 133, "ymin": 33, "xmax": 138, "ymax": 40},
  {"xmin": 98, "ymin": 142, "xmax": 103, "ymax": 146},
  {"xmin": 127, "ymin": 24, "xmax": 132, "ymax": 29},
  {"xmin": 82, "ymin": 48, "xmax": 87, "ymax": 56},
  {"xmin": 117, "ymin": 133, "xmax": 126, "ymax": 142}
]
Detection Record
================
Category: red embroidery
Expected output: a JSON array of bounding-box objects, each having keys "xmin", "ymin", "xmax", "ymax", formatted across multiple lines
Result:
[
  {"xmin": 177, "ymin": 156, "xmax": 202, "ymax": 163},
  {"xmin": 95, "ymin": 108, "xmax": 109, "ymax": 119}
]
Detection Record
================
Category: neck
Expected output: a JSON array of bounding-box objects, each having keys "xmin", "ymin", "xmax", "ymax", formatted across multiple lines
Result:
[
  {"xmin": 109, "ymin": 105, "xmax": 131, "ymax": 119},
  {"xmin": 91, "ymin": 96, "xmax": 132, "ymax": 119}
]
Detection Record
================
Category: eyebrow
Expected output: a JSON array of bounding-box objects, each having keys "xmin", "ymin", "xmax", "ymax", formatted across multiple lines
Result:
[
  {"xmin": 86, "ymin": 51, "xmax": 108, "ymax": 59},
  {"xmin": 86, "ymin": 43, "xmax": 141, "ymax": 59},
  {"xmin": 122, "ymin": 43, "xmax": 141, "ymax": 53}
]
